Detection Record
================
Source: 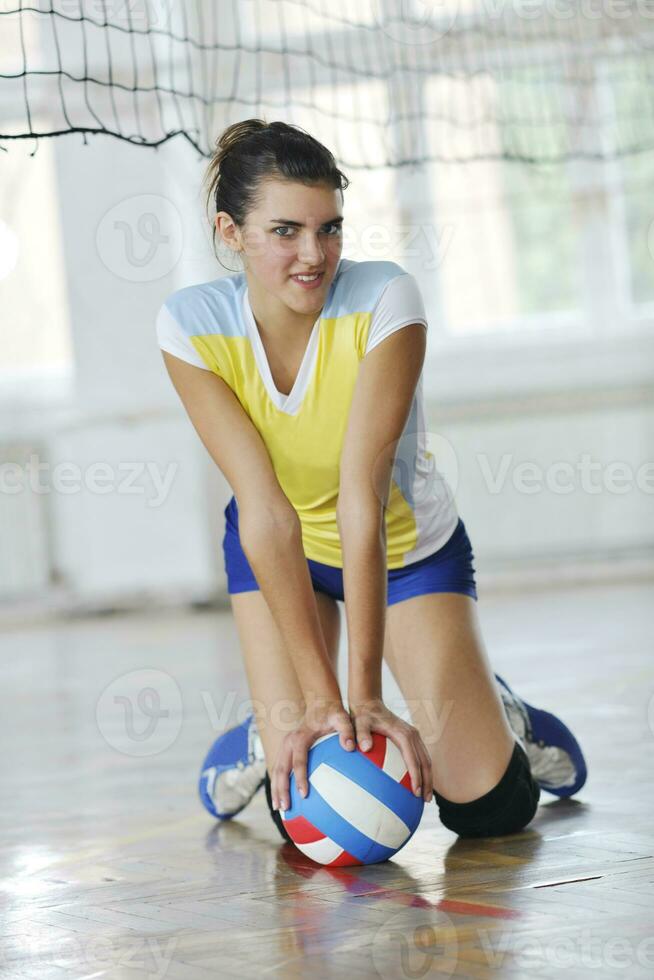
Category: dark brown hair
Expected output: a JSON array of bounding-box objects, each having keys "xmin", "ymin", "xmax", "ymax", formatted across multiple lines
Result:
[{"xmin": 204, "ymin": 118, "xmax": 349, "ymax": 265}]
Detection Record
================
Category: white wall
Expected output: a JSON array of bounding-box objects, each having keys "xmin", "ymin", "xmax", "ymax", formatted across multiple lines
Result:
[{"xmin": 433, "ymin": 400, "xmax": 654, "ymax": 581}]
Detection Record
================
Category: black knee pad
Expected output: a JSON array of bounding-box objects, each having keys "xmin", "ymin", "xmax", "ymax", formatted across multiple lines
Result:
[
  {"xmin": 433, "ymin": 741, "xmax": 540, "ymax": 838},
  {"xmin": 263, "ymin": 770, "xmax": 294, "ymax": 844}
]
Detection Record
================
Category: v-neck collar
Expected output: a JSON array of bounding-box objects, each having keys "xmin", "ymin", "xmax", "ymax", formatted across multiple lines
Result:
[{"xmin": 242, "ymin": 287, "xmax": 322, "ymax": 415}]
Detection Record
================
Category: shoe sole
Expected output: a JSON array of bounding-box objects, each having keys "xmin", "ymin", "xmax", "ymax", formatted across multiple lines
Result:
[{"xmin": 495, "ymin": 674, "xmax": 587, "ymax": 798}]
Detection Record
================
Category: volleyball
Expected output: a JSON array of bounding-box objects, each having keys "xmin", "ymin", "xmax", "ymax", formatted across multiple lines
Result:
[{"xmin": 280, "ymin": 731, "xmax": 424, "ymax": 866}]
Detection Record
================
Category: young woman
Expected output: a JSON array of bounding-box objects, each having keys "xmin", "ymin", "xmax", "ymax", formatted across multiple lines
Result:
[{"xmin": 157, "ymin": 119, "xmax": 587, "ymax": 846}]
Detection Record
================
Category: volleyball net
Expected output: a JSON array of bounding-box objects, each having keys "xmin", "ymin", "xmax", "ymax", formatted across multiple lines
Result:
[{"xmin": 1, "ymin": 0, "xmax": 654, "ymax": 166}]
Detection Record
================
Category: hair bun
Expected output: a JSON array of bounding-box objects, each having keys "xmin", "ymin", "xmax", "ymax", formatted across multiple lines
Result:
[{"xmin": 216, "ymin": 119, "xmax": 268, "ymax": 158}]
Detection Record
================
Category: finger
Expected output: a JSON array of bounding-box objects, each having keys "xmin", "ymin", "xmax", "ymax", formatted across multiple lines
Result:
[
  {"xmin": 274, "ymin": 748, "xmax": 293, "ymax": 812},
  {"xmin": 396, "ymin": 733, "xmax": 422, "ymax": 797},
  {"xmin": 408, "ymin": 727, "xmax": 433, "ymax": 798},
  {"xmin": 292, "ymin": 741, "xmax": 310, "ymax": 799},
  {"xmin": 278, "ymin": 765, "xmax": 291, "ymax": 812},
  {"xmin": 336, "ymin": 716, "xmax": 356, "ymax": 751},
  {"xmin": 271, "ymin": 753, "xmax": 283, "ymax": 810},
  {"xmin": 414, "ymin": 737, "xmax": 433, "ymax": 802},
  {"xmin": 354, "ymin": 721, "xmax": 373, "ymax": 752},
  {"xmin": 272, "ymin": 770, "xmax": 281, "ymax": 811}
]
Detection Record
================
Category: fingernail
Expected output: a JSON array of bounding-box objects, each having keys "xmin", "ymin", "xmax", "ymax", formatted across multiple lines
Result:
[
  {"xmin": 300, "ymin": 787, "xmax": 307, "ymax": 798},
  {"xmin": 346, "ymin": 739, "xmax": 354, "ymax": 749},
  {"xmin": 361, "ymin": 740, "xmax": 371, "ymax": 751},
  {"xmin": 415, "ymin": 787, "xmax": 422, "ymax": 797},
  {"xmin": 272, "ymin": 800, "xmax": 278, "ymax": 810},
  {"xmin": 281, "ymin": 799, "xmax": 288, "ymax": 810}
]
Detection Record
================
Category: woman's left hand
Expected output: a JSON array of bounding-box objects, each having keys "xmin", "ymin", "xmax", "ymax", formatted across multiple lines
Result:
[
  {"xmin": 270, "ymin": 698, "xmax": 356, "ymax": 813},
  {"xmin": 349, "ymin": 697, "xmax": 433, "ymax": 803}
]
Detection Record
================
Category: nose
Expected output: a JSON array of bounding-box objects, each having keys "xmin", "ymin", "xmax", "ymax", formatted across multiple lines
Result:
[{"xmin": 297, "ymin": 230, "xmax": 325, "ymax": 267}]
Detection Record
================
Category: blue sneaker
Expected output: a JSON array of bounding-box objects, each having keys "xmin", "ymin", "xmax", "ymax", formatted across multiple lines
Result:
[
  {"xmin": 198, "ymin": 714, "xmax": 267, "ymax": 819},
  {"xmin": 494, "ymin": 673, "xmax": 587, "ymax": 798}
]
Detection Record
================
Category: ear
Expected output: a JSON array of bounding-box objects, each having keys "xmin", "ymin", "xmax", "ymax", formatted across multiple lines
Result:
[{"xmin": 214, "ymin": 212, "xmax": 242, "ymax": 253}]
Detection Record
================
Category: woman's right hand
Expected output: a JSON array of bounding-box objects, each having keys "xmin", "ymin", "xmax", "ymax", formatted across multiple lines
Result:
[
  {"xmin": 270, "ymin": 698, "xmax": 356, "ymax": 812},
  {"xmin": 348, "ymin": 696, "xmax": 433, "ymax": 803}
]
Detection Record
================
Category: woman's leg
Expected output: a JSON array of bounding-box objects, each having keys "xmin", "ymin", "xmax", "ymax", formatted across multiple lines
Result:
[
  {"xmin": 383, "ymin": 592, "xmax": 539, "ymax": 835},
  {"xmin": 230, "ymin": 588, "xmax": 341, "ymax": 773}
]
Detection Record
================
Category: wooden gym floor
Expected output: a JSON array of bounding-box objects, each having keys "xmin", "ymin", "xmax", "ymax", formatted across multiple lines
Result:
[{"xmin": 1, "ymin": 579, "xmax": 653, "ymax": 979}]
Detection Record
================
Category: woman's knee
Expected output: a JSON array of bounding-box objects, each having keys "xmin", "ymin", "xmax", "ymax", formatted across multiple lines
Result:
[{"xmin": 433, "ymin": 741, "xmax": 540, "ymax": 838}]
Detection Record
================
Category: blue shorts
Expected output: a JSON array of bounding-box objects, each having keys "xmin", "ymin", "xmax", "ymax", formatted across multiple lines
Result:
[{"xmin": 222, "ymin": 496, "xmax": 477, "ymax": 606}]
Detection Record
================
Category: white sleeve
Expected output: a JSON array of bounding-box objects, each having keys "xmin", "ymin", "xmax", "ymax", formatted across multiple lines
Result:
[
  {"xmin": 156, "ymin": 302, "xmax": 211, "ymax": 370},
  {"xmin": 364, "ymin": 273, "xmax": 428, "ymax": 357}
]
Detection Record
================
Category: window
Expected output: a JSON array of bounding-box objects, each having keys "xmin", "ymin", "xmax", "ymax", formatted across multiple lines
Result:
[
  {"xmin": 423, "ymin": 71, "xmax": 587, "ymax": 336},
  {"xmin": 622, "ymin": 150, "xmax": 654, "ymax": 310},
  {"xmin": 611, "ymin": 67, "xmax": 654, "ymax": 312}
]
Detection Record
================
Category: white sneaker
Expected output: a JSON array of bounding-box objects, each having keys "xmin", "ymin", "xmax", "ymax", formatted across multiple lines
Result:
[{"xmin": 198, "ymin": 714, "xmax": 267, "ymax": 819}]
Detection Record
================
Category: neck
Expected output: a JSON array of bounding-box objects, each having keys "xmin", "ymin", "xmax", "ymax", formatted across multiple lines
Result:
[{"xmin": 247, "ymin": 280, "xmax": 322, "ymax": 340}]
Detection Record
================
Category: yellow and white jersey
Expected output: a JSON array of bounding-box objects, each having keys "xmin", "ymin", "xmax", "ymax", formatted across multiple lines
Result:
[{"xmin": 156, "ymin": 257, "xmax": 458, "ymax": 568}]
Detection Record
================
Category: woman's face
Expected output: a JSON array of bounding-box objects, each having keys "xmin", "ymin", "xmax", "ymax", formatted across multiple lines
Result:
[{"xmin": 217, "ymin": 177, "xmax": 344, "ymax": 319}]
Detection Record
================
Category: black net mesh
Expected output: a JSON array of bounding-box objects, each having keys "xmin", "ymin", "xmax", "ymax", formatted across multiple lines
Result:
[{"xmin": 1, "ymin": 0, "xmax": 654, "ymax": 165}]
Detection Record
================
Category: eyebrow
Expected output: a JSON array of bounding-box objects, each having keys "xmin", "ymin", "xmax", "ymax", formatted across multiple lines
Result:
[{"xmin": 268, "ymin": 216, "xmax": 344, "ymax": 227}]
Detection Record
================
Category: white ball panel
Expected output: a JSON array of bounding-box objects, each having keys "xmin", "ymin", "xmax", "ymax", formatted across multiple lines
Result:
[{"xmin": 310, "ymin": 763, "xmax": 409, "ymax": 849}]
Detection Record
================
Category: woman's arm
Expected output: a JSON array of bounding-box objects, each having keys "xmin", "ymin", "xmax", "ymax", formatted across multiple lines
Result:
[
  {"xmin": 337, "ymin": 322, "xmax": 427, "ymax": 704},
  {"xmin": 336, "ymin": 323, "xmax": 434, "ymax": 799},
  {"xmin": 337, "ymin": 492, "xmax": 433, "ymax": 802},
  {"xmin": 337, "ymin": 510, "xmax": 386, "ymax": 703},
  {"xmin": 239, "ymin": 510, "xmax": 341, "ymax": 702},
  {"xmin": 161, "ymin": 351, "xmax": 341, "ymax": 704}
]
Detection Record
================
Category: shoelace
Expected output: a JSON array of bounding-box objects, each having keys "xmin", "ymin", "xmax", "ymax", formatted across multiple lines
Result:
[
  {"xmin": 223, "ymin": 759, "xmax": 266, "ymax": 801},
  {"xmin": 249, "ymin": 725, "xmax": 266, "ymax": 765},
  {"xmin": 221, "ymin": 723, "xmax": 267, "ymax": 803},
  {"xmin": 207, "ymin": 721, "xmax": 265, "ymax": 809}
]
